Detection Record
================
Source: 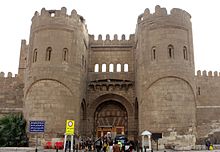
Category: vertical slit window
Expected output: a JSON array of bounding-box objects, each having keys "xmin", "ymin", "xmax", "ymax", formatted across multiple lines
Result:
[
  {"xmin": 85, "ymin": 60, "xmax": 86, "ymax": 70},
  {"xmin": 33, "ymin": 49, "xmax": 37, "ymax": 63},
  {"xmin": 183, "ymin": 46, "xmax": 188, "ymax": 60},
  {"xmin": 102, "ymin": 64, "xmax": 106, "ymax": 72},
  {"xmin": 82, "ymin": 55, "xmax": 84, "ymax": 67},
  {"xmin": 151, "ymin": 46, "xmax": 156, "ymax": 60},
  {"xmin": 116, "ymin": 64, "xmax": 121, "ymax": 72},
  {"xmin": 109, "ymin": 64, "xmax": 114, "ymax": 72},
  {"xmin": 168, "ymin": 44, "xmax": 174, "ymax": 59},
  {"xmin": 135, "ymin": 99, "xmax": 138, "ymax": 119},
  {"xmin": 94, "ymin": 64, "xmax": 99, "ymax": 72},
  {"xmin": 124, "ymin": 64, "xmax": 128, "ymax": 72},
  {"xmin": 46, "ymin": 47, "xmax": 52, "ymax": 61},
  {"xmin": 63, "ymin": 48, "xmax": 68, "ymax": 62}
]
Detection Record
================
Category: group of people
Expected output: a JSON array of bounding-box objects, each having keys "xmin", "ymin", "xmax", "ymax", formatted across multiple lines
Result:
[
  {"xmin": 94, "ymin": 135, "xmax": 135, "ymax": 152},
  {"xmin": 67, "ymin": 136, "xmax": 216, "ymax": 151},
  {"xmin": 205, "ymin": 139, "xmax": 214, "ymax": 150},
  {"xmin": 66, "ymin": 133, "xmax": 137, "ymax": 152},
  {"xmin": 78, "ymin": 137, "xmax": 94, "ymax": 151}
]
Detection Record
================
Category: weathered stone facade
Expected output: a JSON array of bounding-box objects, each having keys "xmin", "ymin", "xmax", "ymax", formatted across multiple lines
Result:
[
  {"xmin": 0, "ymin": 5, "xmax": 220, "ymax": 148},
  {"xmin": 0, "ymin": 72, "xmax": 23, "ymax": 118}
]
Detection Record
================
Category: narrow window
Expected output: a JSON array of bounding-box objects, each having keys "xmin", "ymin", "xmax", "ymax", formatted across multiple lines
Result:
[
  {"xmin": 151, "ymin": 47, "xmax": 156, "ymax": 60},
  {"xmin": 183, "ymin": 46, "xmax": 188, "ymax": 60},
  {"xmin": 102, "ymin": 64, "xmax": 106, "ymax": 72},
  {"xmin": 153, "ymin": 49, "xmax": 156, "ymax": 60},
  {"xmin": 169, "ymin": 49, "xmax": 172, "ymax": 58},
  {"xmin": 109, "ymin": 64, "xmax": 114, "ymax": 72},
  {"xmin": 46, "ymin": 47, "xmax": 52, "ymax": 61},
  {"xmin": 135, "ymin": 99, "xmax": 138, "ymax": 119},
  {"xmin": 198, "ymin": 87, "xmax": 201, "ymax": 95},
  {"xmin": 168, "ymin": 44, "xmax": 174, "ymax": 59},
  {"xmin": 116, "ymin": 64, "xmax": 121, "ymax": 72},
  {"xmin": 63, "ymin": 48, "xmax": 68, "ymax": 62},
  {"xmin": 85, "ymin": 60, "xmax": 86, "ymax": 70},
  {"xmin": 124, "ymin": 64, "xmax": 128, "ymax": 72},
  {"xmin": 33, "ymin": 49, "xmax": 37, "ymax": 63},
  {"xmin": 50, "ymin": 12, "xmax": 55, "ymax": 17},
  {"xmin": 82, "ymin": 55, "xmax": 84, "ymax": 67},
  {"xmin": 94, "ymin": 64, "xmax": 99, "ymax": 72}
]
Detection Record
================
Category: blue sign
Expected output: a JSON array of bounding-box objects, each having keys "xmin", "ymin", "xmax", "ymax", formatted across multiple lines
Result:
[{"xmin": 29, "ymin": 121, "xmax": 45, "ymax": 133}]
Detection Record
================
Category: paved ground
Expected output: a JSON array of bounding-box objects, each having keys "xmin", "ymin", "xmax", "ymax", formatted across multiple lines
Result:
[
  {"xmin": 1, "ymin": 148, "xmax": 220, "ymax": 152},
  {"xmin": 36, "ymin": 150, "xmax": 220, "ymax": 152}
]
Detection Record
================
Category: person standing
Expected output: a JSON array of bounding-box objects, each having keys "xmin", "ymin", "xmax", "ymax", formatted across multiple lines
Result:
[
  {"xmin": 113, "ymin": 141, "xmax": 120, "ymax": 152},
  {"xmin": 205, "ymin": 139, "xmax": 211, "ymax": 150},
  {"xmin": 95, "ymin": 138, "xmax": 102, "ymax": 152}
]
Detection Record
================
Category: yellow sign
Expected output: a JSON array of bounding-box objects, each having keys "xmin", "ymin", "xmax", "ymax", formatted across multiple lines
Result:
[{"xmin": 65, "ymin": 120, "xmax": 74, "ymax": 135}]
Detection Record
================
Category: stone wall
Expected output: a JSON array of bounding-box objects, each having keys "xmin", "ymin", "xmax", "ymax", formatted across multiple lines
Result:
[
  {"xmin": 0, "ymin": 72, "xmax": 23, "ymax": 117},
  {"xmin": 196, "ymin": 70, "xmax": 220, "ymax": 144},
  {"xmin": 86, "ymin": 37, "xmax": 137, "ymax": 139},
  {"xmin": 89, "ymin": 34, "xmax": 134, "ymax": 73},
  {"xmin": 135, "ymin": 5, "xmax": 197, "ymax": 148},
  {"xmin": 1, "ymin": 5, "xmax": 220, "ymax": 148},
  {"xmin": 23, "ymin": 7, "xmax": 88, "ymax": 140}
]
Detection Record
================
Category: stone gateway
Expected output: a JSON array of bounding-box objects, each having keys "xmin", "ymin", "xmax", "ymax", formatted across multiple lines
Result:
[{"xmin": 0, "ymin": 5, "xmax": 220, "ymax": 149}]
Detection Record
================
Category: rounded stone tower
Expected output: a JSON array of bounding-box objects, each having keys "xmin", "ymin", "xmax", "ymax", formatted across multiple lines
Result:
[
  {"xmin": 135, "ymin": 5, "xmax": 196, "ymax": 147},
  {"xmin": 23, "ymin": 7, "xmax": 88, "ymax": 139}
]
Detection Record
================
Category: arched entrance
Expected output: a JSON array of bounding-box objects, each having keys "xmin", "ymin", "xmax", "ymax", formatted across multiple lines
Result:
[{"xmin": 94, "ymin": 100, "xmax": 128, "ymax": 138}]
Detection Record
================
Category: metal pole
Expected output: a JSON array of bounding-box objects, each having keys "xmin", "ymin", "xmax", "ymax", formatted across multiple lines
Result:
[
  {"xmin": 35, "ymin": 135, "xmax": 38, "ymax": 152},
  {"xmin": 148, "ymin": 135, "xmax": 152, "ymax": 151},
  {"xmin": 142, "ymin": 135, "xmax": 144, "ymax": 152},
  {"xmin": 64, "ymin": 134, "xmax": 67, "ymax": 151},
  {"xmin": 71, "ymin": 135, "xmax": 74, "ymax": 151}
]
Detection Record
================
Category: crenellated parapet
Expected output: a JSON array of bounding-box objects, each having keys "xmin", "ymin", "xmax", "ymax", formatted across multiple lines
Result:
[
  {"xmin": 137, "ymin": 5, "xmax": 191, "ymax": 28},
  {"xmin": 0, "ymin": 72, "xmax": 18, "ymax": 78},
  {"xmin": 31, "ymin": 7, "xmax": 87, "ymax": 32},
  {"xmin": 196, "ymin": 70, "xmax": 220, "ymax": 77},
  {"xmin": 89, "ymin": 34, "xmax": 135, "ymax": 47},
  {"xmin": 0, "ymin": 71, "xmax": 24, "ymax": 117}
]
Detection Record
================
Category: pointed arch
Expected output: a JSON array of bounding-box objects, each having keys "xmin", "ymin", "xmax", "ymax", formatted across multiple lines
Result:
[
  {"xmin": 33, "ymin": 49, "xmax": 37, "ymax": 63},
  {"xmin": 102, "ymin": 64, "xmax": 106, "ymax": 72},
  {"xmin": 168, "ymin": 44, "xmax": 174, "ymax": 59},
  {"xmin": 151, "ymin": 46, "xmax": 156, "ymax": 60},
  {"xmin": 46, "ymin": 47, "xmax": 52, "ymax": 61},
  {"xmin": 94, "ymin": 64, "xmax": 99, "ymax": 72},
  {"xmin": 183, "ymin": 46, "xmax": 188, "ymax": 60},
  {"xmin": 109, "ymin": 63, "xmax": 114, "ymax": 72},
  {"xmin": 124, "ymin": 64, "xmax": 128, "ymax": 72},
  {"xmin": 63, "ymin": 48, "xmax": 68, "ymax": 62},
  {"xmin": 116, "ymin": 64, "xmax": 121, "ymax": 72}
]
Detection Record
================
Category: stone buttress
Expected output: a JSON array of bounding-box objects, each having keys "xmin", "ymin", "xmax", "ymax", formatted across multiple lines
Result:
[
  {"xmin": 135, "ymin": 5, "xmax": 197, "ymax": 149},
  {"xmin": 23, "ymin": 7, "xmax": 88, "ymax": 140}
]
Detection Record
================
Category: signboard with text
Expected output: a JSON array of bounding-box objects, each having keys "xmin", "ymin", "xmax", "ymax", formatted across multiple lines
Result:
[
  {"xmin": 29, "ymin": 121, "xmax": 45, "ymax": 133},
  {"xmin": 65, "ymin": 120, "xmax": 74, "ymax": 135}
]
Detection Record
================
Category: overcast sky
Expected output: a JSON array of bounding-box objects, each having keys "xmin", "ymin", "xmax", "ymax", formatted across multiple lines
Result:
[{"xmin": 0, "ymin": 0, "xmax": 220, "ymax": 75}]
